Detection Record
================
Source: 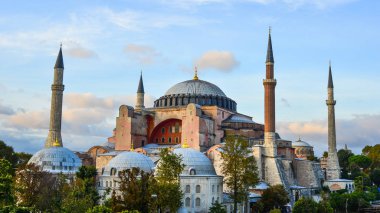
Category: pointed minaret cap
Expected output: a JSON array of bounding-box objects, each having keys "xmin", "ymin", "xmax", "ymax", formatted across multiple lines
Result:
[
  {"xmin": 266, "ymin": 27, "xmax": 274, "ymax": 63},
  {"xmin": 53, "ymin": 138, "xmax": 61, "ymax": 147},
  {"xmin": 54, "ymin": 44, "xmax": 64, "ymax": 69},
  {"xmin": 137, "ymin": 71, "xmax": 144, "ymax": 93},
  {"xmin": 328, "ymin": 61, "xmax": 334, "ymax": 88}
]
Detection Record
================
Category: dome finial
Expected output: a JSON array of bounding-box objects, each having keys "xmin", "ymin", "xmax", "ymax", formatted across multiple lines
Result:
[
  {"xmin": 182, "ymin": 138, "xmax": 189, "ymax": 148},
  {"xmin": 53, "ymin": 138, "xmax": 60, "ymax": 147},
  {"xmin": 193, "ymin": 66, "xmax": 199, "ymax": 80},
  {"xmin": 130, "ymin": 140, "xmax": 134, "ymax": 151}
]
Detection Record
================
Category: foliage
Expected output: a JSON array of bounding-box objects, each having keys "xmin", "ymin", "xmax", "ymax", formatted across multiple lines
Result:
[
  {"xmin": 0, "ymin": 205, "xmax": 34, "ymax": 213},
  {"xmin": 220, "ymin": 135, "xmax": 259, "ymax": 213},
  {"xmin": 317, "ymin": 198, "xmax": 333, "ymax": 213},
  {"xmin": 209, "ymin": 201, "xmax": 226, "ymax": 213},
  {"xmin": 85, "ymin": 205, "xmax": 112, "ymax": 213},
  {"xmin": 155, "ymin": 148, "xmax": 184, "ymax": 184},
  {"xmin": 110, "ymin": 168, "xmax": 153, "ymax": 213},
  {"xmin": 323, "ymin": 151, "xmax": 328, "ymax": 158},
  {"xmin": 269, "ymin": 209, "xmax": 281, "ymax": 213},
  {"xmin": 362, "ymin": 144, "xmax": 380, "ymax": 169},
  {"xmin": 0, "ymin": 159, "xmax": 14, "ymax": 207},
  {"xmin": 293, "ymin": 197, "xmax": 318, "ymax": 213},
  {"xmin": 0, "ymin": 141, "xmax": 18, "ymax": 167},
  {"xmin": 349, "ymin": 155, "xmax": 372, "ymax": 170},
  {"xmin": 14, "ymin": 152, "xmax": 32, "ymax": 168},
  {"xmin": 329, "ymin": 190, "xmax": 374, "ymax": 212},
  {"xmin": 337, "ymin": 149, "xmax": 354, "ymax": 179},
  {"xmin": 256, "ymin": 185, "xmax": 290, "ymax": 212}
]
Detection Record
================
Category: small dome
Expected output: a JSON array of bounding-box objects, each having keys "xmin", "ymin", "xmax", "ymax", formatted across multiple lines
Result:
[
  {"xmin": 101, "ymin": 141, "xmax": 115, "ymax": 149},
  {"xmin": 104, "ymin": 151, "xmax": 154, "ymax": 175},
  {"xmin": 292, "ymin": 139, "xmax": 312, "ymax": 147},
  {"xmin": 165, "ymin": 80, "xmax": 226, "ymax": 97},
  {"xmin": 28, "ymin": 147, "xmax": 82, "ymax": 174},
  {"xmin": 173, "ymin": 148, "xmax": 216, "ymax": 175}
]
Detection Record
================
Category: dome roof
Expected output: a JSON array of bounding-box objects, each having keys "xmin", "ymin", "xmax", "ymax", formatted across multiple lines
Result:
[
  {"xmin": 173, "ymin": 148, "xmax": 216, "ymax": 176},
  {"xmin": 104, "ymin": 151, "xmax": 154, "ymax": 175},
  {"xmin": 28, "ymin": 147, "xmax": 82, "ymax": 174},
  {"xmin": 165, "ymin": 80, "xmax": 226, "ymax": 97},
  {"xmin": 292, "ymin": 139, "xmax": 312, "ymax": 147}
]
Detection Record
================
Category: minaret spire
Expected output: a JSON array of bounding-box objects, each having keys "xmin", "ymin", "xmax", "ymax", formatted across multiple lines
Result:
[
  {"xmin": 135, "ymin": 71, "xmax": 145, "ymax": 111},
  {"xmin": 263, "ymin": 27, "xmax": 277, "ymax": 157},
  {"xmin": 45, "ymin": 45, "xmax": 65, "ymax": 147},
  {"xmin": 326, "ymin": 62, "xmax": 340, "ymax": 179},
  {"xmin": 193, "ymin": 66, "xmax": 199, "ymax": 80}
]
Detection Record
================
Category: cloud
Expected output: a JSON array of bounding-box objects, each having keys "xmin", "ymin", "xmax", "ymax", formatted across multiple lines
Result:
[
  {"xmin": 278, "ymin": 114, "xmax": 380, "ymax": 156},
  {"xmin": 124, "ymin": 44, "xmax": 163, "ymax": 65},
  {"xmin": 195, "ymin": 51, "xmax": 239, "ymax": 72},
  {"xmin": 66, "ymin": 47, "xmax": 97, "ymax": 59},
  {"xmin": 0, "ymin": 102, "xmax": 15, "ymax": 115},
  {"xmin": 4, "ymin": 110, "xmax": 49, "ymax": 129}
]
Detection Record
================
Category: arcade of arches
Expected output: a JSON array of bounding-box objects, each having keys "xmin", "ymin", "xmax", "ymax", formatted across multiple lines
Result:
[{"xmin": 150, "ymin": 119, "xmax": 182, "ymax": 144}]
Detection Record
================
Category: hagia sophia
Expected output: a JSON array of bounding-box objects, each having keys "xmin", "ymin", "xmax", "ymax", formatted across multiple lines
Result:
[{"xmin": 28, "ymin": 30, "xmax": 350, "ymax": 212}]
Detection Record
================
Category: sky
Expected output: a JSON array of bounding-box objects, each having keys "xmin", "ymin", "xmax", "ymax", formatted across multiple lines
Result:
[{"xmin": 0, "ymin": 0, "xmax": 379, "ymax": 156}]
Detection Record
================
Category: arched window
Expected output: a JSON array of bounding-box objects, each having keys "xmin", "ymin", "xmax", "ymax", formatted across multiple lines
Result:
[
  {"xmin": 185, "ymin": 197, "xmax": 191, "ymax": 207},
  {"xmin": 212, "ymin": 197, "xmax": 214, "ymax": 203},
  {"xmin": 196, "ymin": 185, "xmax": 201, "ymax": 193},
  {"xmin": 190, "ymin": 168, "xmax": 196, "ymax": 175},
  {"xmin": 111, "ymin": 168, "xmax": 117, "ymax": 176},
  {"xmin": 161, "ymin": 127, "xmax": 165, "ymax": 133},
  {"xmin": 185, "ymin": 185, "xmax": 190, "ymax": 193},
  {"xmin": 168, "ymin": 137, "xmax": 172, "ymax": 143},
  {"xmin": 217, "ymin": 185, "xmax": 220, "ymax": 193},
  {"xmin": 106, "ymin": 181, "xmax": 108, "ymax": 187},
  {"xmin": 212, "ymin": 185, "xmax": 214, "ymax": 193},
  {"xmin": 196, "ymin": 198, "xmax": 201, "ymax": 206},
  {"xmin": 101, "ymin": 168, "xmax": 105, "ymax": 175},
  {"xmin": 175, "ymin": 137, "xmax": 179, "ymax": 143},
  {"xmin": 161, "ymin": 137, "xmax": 165, "ymax": 143}
]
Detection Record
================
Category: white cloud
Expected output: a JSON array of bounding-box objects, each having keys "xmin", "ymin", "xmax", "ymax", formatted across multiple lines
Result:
[
  {"xmin": 278, "ymin": 114, "xmax": 380, "ymax": 156},
  {"xmin": 195, "ymin": 51, "xmax": 239, "ymax": 72},
  {"xmin": 0, "ymin": 101, "xmax": 15, "ymax": 115},
  {"xmin": 124, "ymin": 44, "xmax": 164, "ymax": 65}
]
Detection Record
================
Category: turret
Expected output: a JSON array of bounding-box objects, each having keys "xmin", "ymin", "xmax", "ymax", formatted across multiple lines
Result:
[
  {"xmin": 45, "ymin": 45, "xmax": 65, "ymax": 147},
  {"xmin": 135, "ymin": 72, "xmax": 145, "ymax": 111}
]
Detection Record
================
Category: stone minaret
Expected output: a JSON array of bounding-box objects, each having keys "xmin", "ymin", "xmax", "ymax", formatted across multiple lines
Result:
[
  {"xmin": 135, "ymin": 72, "xmax": 145, "ymax": 111},
  {"xmin": 45, "ymin": 46, "xmax": 65, "ymax": 147},
  {"xmin": 263, "ymin": 28, "xmax": 277, "ymax": 157},
  {"xmin": 326, "ymin": 62, "xmax": 341, "ymax": 179}
]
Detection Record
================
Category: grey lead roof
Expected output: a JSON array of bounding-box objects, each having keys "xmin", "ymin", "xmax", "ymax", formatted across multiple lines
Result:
[
  {"xmin": 328, "ymin": 64, "xmax": 334, "ymax": 88},
  {"xmin": 165, "ymin": 79, "xmax": 227, "ymax": 97},
  {"xmin": 266, "ymin": 31, "xmax": 274, "ymax": 63},
  {"xmin": 54, "ymin": 47, "xmax": 64, "ymax": 69},
  {"xmin": 137, "ymin": 72, "xmax": 144, "ymax": 93}
]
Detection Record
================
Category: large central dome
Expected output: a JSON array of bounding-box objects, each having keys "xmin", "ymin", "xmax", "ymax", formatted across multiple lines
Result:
[{"xmin": 165, "ymin": 79, "xmax": 226, "ymax": 97}]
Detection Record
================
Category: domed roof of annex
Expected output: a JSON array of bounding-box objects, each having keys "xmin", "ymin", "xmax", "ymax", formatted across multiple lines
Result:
[
  {"xmin": 28, "ymin": 147, "xmax": 82, "ymax": 174},
  {"xmin": 104, "ymin": 151, "xmax": 154, "ymax": 175},
  {"xmin": 173, "ymin": 147, "xmax": 216, "ymax": 176},
  {"xmin": 292, "ymin": 138, "xmax": 313, "ymax": 148},
  {"xmin": 165, "ymin": 79, "xmax": 227, "ymax": 97}
]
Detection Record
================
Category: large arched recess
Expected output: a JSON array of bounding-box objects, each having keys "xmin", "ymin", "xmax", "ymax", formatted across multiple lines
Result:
[{"xmin": 150, "ymin": 119, "xmax": 182, "ymax": 145}]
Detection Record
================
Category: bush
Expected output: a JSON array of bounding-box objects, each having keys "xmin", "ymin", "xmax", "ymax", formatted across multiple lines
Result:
[
  {"xmin": 293, "ymin": 197, "xmax": 318, "ymax": 213},
  {"xmin": 269, "ymin": 209, "xmax": 281, "ymax": 213},
  {"xmin": 86, "ymin": 205, "xmax": 112, "ymax": 213}
]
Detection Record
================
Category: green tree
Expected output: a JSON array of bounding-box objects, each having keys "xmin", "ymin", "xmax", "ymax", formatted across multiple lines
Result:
[
  {"xmin": 14, "ymin": 152, "xmax": 32, "ymax": 168},
  {"xmin": 209, "ymin": 201, "xmax": 226, "ymax": 213},
  {"xmin": 362, "ymin": 144, "xmax": 380, "ymax": 169},
  {"xmin": 152, "ymin": 148, "xmax": 185, "ymax": 213},
  {"xmin": 293, "ymin": 197, "xmax": 318, "ymax": 213},
  {"xmin": 337, "ymin": 149, "xmax": 354, "ymax": 178},
  {"xmin": 257, "ymin": 185, "xmax": 290, "ymax": 212},
  {"xmin": 269, "ymin": 209, "xmax": 281, "ymax": 213},
  {"xmin": 0, "ymin": 141, "xmax": 18, "ymax": 167},
  {"xmin": 220, "ymin": 135, "xmax": 259, "ymax": 213},
  {"xmin": 0, "ymin": 159, "xmax": 14, "ymax": 207},
  {"xmin": 349, "ymin": 155, "xmax": 372, "ymax": 170},
  {"xmin": 86, "ymin": 205, "xmax": 112, "ymax": 213}
]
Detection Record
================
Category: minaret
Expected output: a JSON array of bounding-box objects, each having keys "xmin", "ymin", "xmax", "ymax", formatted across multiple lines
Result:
[
  {"xmin": 326, "ymin": 62, "xmax": 341, "ymax": 179},
  {"xmin": 135, "ymin": 72, "xmax": 145, "ymax": 111},
  {"xmin": 263, "ymin": 28, "xmax": 277, "ymax": 157},
  {"xmin": 45, "ymin": 46, "xmax": 65, "ymax": 147}
]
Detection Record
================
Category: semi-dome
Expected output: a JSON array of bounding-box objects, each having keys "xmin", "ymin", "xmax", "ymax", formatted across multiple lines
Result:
[
  {"xmin": 165, "ymin": 79, "xmax": 226, "ymax": 97},
  {"xmin": 292, "ymin": 138, "xmax": 312, "ymax": 147},
  {"xmin": 173, "ymin": 147, "xmax": 216, "ymax": 176},
  {"xmin": 28, "ymin": 147, "xmax": 82, "ymax": 174},
  {"xmin": 103, "ymin": 151, "xmax": 154, "ymax": 176}
]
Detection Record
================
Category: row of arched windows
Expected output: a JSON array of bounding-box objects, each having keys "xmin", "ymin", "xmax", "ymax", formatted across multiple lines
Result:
[
  {"xmin": 185, "ymin": 197, "xmax": 201, "ymax": 207},
  {"xmin": 185, "ymin": 184, "xmax": 220, "ymax": 193},
  {"xmin": 98, "ymin": 180, "xmax": 118, "ymax": 188}
]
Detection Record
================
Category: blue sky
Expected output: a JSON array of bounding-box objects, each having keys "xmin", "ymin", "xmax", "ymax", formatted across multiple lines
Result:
[{"xmin": 0, "ymin": 0, "xmax": 379, "ymax": 156}]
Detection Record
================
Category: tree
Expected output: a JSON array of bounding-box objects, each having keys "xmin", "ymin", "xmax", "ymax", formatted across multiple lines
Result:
[
  {"xmin": 349, "ymin": 155, "xmax": 372, "ymax": 171},
  {"xmin": 0, "ymin": 159, "xmax": 14, "ymax": 207},
  {"xmin": 293, "ymin": 197, "xmax": 318, "ymax": 213},
  {"xmin": 337, "ymin": 149, "xmax": 354, "ymax": 178},
  {"xmin": 153, "ymin": 148, "xmax": 185, "ymax": 213},
  {"xmin": 0, "ymin": 141, "xmax": 18, "ymax": 167},
  {"xmin": 362, "ymin": 144, "xmax": 380, "ymax": 168},
  {"xmin": 209, "ymin": 201, "xmax": 226, "ymax": 213},
  {"xmin": 14, "ymin": 152, "xmax": 32, "ymax": 168},
  {"xmin": 86, "ymin": 205, "xmax": 112, "ymax": 213},
  {"xmin": 257, "ymin": 185, "xmax": 290, "ymax": 212},
  {"xmin": 220, "ymin": 135, "xmax": 259, "ymax": 213}
]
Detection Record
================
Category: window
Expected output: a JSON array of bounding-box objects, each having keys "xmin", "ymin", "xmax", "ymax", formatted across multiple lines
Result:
[
  {"xmin": 185, "ymin": 185, "xmax": 190, "ymax": 193},
  {"xmin": 217, "ymin": 185, "xmax": 220, "ymax": 193},
  {"xmin": 195, "ymin": 198, "xmax": 201, "ymax": 207},
  {"xmin": 156, "ymin": 138, "xmax": 158, "ymax": 143},
  {"xmin": 175, "ymin": 137, "xmax": 179, "ymax": 143},
  {"xmin": 212, "ymin": 197, "xmax": 214, "ymax": 203},
  {"xmin": 161, "ymin": 128, "xmax": 165, "ymax": 133},
  {"xmin": 190, "ymin": 169, "xmax": 196, "ymax": 175},
  {"xmin": 161, "ymin": 137, "xmax": 165, "ymax": 143},
  {"xmin": 212, "ymin": 185, "xmax": 214, "ymax": 193},
  {"xmin": 111, "ymin": 168, "xmax": 117, "ymax": 176},
  {"xmin": 106, "ymin": 181, "xmax": 108, "ymax": 187},
  {"xmin": 196, "ymin": 185, "xmax": 201, "ymax": 193},
  {"xmin": 169, "ymin": 126, "xmax": 172, "ymax": 133},
  {"xmin": 168, "ymin": 137, "xmax": 172, "ymax": 143},
  {"xmin": 185, "ymin": 197, "xmax": 191, "ymax": 207},
  {"xmin": 142, "ymin": 140, "xmax": 145, "ymax": 146}
]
